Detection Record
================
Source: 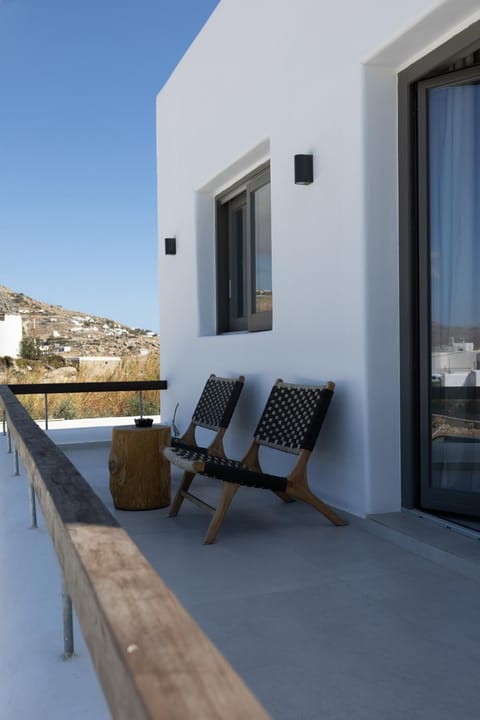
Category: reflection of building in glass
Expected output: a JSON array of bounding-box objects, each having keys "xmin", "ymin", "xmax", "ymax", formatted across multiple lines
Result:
[{"xmin": 432, "ymin": 337, "xmax": 480, "ymax": 386}]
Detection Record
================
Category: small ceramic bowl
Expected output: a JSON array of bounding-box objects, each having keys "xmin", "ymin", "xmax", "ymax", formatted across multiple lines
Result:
[{"xmin": 134, "ymin": 418, "xmax": 153, "ymax": 428}]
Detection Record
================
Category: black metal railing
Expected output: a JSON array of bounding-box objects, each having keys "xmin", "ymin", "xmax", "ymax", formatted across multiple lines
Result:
[{"xmin": 6, "ymin": 380, "xmax": 167, "ymax": 430}]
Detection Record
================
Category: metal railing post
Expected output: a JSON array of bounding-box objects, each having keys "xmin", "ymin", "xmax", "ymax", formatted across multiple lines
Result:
[
  {"xmin": 2, "ymin": 410, "xmax": 5, "ymax": 435},
  {"xmin": 138, "ymin": 390, "xmax": 143, "ymax": 418},
  {"xmin": 7, "ymin": 428, "xmax": 12, "ymax": 454},
  {"xmin": 29, "ymin": 483, "xmax": 37, "ymax": 529},
  {"xmin": 44, "ymin": 394, "xmax": 49, "ymax": 430},
  {"xmin": 14, "ymin": 447, "xmax": 19, "ymax": 476},
  {"xmin": 62, "ymin": 577, "xmax": 74, "ymax": 658}
]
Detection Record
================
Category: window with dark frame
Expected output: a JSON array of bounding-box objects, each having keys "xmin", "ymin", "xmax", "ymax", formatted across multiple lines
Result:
[{"xmin": 216, "ymin": 164, "xmax": 272, "ymax": 333}]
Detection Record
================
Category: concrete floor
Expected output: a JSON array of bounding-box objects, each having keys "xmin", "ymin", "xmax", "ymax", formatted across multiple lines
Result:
[{"xmin": 2, "ymin": 423, "xmax": 480, "ymax": 719}]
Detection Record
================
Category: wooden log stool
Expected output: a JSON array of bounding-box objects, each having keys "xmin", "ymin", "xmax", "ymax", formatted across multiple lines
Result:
[{"xmin": 109, "ymin": 425, "xmax": 171, "ymax": 510}]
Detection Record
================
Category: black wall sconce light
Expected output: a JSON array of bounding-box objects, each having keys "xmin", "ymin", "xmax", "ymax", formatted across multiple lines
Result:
[
  {"xmin": 164, "ymin": 237, "xmax": 176, "ymax": 255},
  {"xmin": 294, "ymin": 154, "xmax": 314, "ymax": 185}
]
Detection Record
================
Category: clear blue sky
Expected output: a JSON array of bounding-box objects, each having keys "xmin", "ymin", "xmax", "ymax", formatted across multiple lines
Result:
[{"xmin": 0, "ymin": 0, "xmax": 220, "ymax": 333}]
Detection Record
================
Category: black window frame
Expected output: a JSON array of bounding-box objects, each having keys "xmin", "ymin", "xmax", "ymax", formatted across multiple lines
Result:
[{"xmin": 216, "ymin": 163, "xmax": 272, "ymax": 334}]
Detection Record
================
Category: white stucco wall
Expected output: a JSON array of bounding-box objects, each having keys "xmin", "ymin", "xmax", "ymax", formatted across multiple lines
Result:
[
  {"xmin": 0, "ymin": 314, "xmax": 22, "ymax": 358},
  {"xmin": 156, "ymin": 0, "xmax": 480, "ymax": 518}
]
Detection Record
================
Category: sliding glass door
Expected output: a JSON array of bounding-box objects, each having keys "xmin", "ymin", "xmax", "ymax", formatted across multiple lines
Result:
[{"xmin": 418, "ymin": 68, "xmax": 480, "ymax": 515}]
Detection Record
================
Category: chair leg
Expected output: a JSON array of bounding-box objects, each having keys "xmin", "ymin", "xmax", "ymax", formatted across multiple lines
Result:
[
  {"xmin": 273, "ymin": 490, "xmax": 296, "ymax": 504},
  {"xmin": 169, "ymin": 471, "xmax": 195, "ymax": 517},
  {"xmin": 203, "ymin": 482, "xmax": 239, "ymax": 545},
  {"xmin": 287, "ymin": 484, "xmax": 347, "ymax": 526}
]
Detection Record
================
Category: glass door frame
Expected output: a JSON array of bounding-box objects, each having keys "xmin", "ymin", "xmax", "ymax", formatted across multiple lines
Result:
[
  {"xmin": 417, "ymin": 67, "xmax": 480, "ymax": 515},
  {"xmin": 398, "ymin": 19, "xmax": 480, "ymax": 512}
]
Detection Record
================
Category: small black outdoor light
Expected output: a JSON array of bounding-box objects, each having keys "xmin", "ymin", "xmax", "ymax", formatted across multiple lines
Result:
[
  {"xmin": 164, "ymin": 237, "xmax": 176, "ymax": 255},
  {"xmin": 294, "ymin": 154, "xmax": 314, "ymax": 185}
]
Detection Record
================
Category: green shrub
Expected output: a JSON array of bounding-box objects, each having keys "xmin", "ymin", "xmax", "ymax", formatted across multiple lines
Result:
[
  {"xmin": 20, "ymin": 337, "xmax": 40, "ymax": 360},
  {"xmin": 126, "ymin": 395, "xmax": 159, "ymax": 417},
  {"xmin": 54, "ymin": 398, "xmax": 78, "ymax": 420}
]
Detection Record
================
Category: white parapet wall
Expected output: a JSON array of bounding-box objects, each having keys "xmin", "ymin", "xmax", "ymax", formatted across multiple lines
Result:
[
  {"xmin": 76, "ymin": 356, "xmax": 122, "ymax": 378},
  {"xmin": 0, "ymin": 314, "xmax": 22, "ymax": 358}
]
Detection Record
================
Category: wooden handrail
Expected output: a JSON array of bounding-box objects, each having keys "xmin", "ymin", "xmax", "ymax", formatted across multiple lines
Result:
[{"xmin": 0, "ymin": 385, "xmax": 270, "ymax": 720}]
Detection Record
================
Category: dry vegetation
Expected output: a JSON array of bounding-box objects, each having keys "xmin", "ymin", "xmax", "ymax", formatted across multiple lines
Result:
[{"xmin": 0, "ymin": 353, "xmax": 161, "ymax": 421}]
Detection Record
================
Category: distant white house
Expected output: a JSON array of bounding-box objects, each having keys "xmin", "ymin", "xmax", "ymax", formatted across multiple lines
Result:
[
  {"xmin": 156, "ymin": 1, "xmax": 480, "ymax": 520},
  {"xmin": 0, "ymin": 313, "xmax": 22, "ymax": 358}
]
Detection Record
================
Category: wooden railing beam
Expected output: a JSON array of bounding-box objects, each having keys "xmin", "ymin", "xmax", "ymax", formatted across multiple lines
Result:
[{"xmin": 0, "ymin": 385, "xmax": 269, "ymax": 720}]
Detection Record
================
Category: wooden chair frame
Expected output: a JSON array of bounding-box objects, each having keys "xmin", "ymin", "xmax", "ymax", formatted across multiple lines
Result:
[{"xmin": 164, "ymin": 379, "xmax": 347, "ymax": 544}]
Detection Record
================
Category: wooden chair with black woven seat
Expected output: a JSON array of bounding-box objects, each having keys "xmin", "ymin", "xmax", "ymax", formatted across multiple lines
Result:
[
  {"xmin": 163, "ymin": 379, "xmax": 347, "ymax": 544},
  {"xmin": 167, "ymin": 374, "xmax": 245, "ymax": 518}
]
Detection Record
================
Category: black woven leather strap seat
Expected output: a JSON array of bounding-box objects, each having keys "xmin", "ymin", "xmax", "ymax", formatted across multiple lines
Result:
[
  {"xmin": 170, "ymin": 437, "xmax": 209, "ymax": 453},
  {"xmin": 163, "ymin": 446, "xmax": 288, "ymax": 491}
]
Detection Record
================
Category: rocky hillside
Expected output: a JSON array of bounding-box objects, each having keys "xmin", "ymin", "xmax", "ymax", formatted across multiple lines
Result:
[{"xmin": 0, "ymin": 285, "xmax": 159, "ymax": 358}]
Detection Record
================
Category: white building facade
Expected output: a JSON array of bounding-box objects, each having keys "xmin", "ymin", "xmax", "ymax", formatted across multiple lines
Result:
[{"xmin": 157, "ymin": 0, "xmax": 480, "ymax": 520}]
